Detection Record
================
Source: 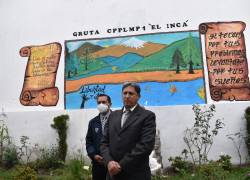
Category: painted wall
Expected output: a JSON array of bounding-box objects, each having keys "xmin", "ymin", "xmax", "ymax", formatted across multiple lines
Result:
[{"xmin": 0, "ymin": 0, "xmax": 250, "ymax": 167}]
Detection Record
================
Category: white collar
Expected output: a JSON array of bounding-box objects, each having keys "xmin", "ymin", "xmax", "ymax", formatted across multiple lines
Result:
[
  {"xmin": 100, "ymin": 110, "xmax": 111, "ymax": 118},
  {"xmin": 123, "ymin": 104, "xmax": 138, "ymax": 113}
]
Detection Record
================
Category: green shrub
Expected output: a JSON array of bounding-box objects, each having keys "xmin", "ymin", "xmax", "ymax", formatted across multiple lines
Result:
[
  {"xmin": 168, "ymin": 156, "xmax": 191, "ymax": 173},
  {"xmin": 151, "ymin": 174, "xmax": 168, "ymax": 180},
  {"xmin": 245, "ymin": 107, "xmax": 250, "ymax": 158},
  {"xmin": 217, "ymin": 154, "xmax": 232, "ymax": 171},
  {"xmin": 184, "ymin": 104, "xmax": 224, "ymax": 165},
  {"xmin": 13, "ymin": 165, "xmax": 38, "ymax": 180},
  {"xmin": 67, "ymin": 159, "xmax": 84, "ymax": 179},
  {"xmin": 0, "ymin": 115, "xmax": 11, "ymax": 166},
  {"xmin": 34, "ymin": 145, "xmax": 63, "ymax": 170},
  {"xmin": 51, "ymin": 114, "xmax": 69, "ymax": 162},
  {"xmin": 196, "ymin": 161, "xmax": 229, "ymax": 180},
  {"xmin": 17, "ymin": 136, "xmax": 38, "ymax": 165},
  {"xmin": 2, "ymin": 145, "xmax": 18, "ymax": 169},
  {"xmin": 82, "ymin": 165, "xmax": 92, "ymax": 180}
]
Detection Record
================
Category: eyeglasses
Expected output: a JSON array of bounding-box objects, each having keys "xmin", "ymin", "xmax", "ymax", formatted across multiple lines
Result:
[{"xmin": 97, "ymin": 101, "xmax": 107, "ymax": 104}]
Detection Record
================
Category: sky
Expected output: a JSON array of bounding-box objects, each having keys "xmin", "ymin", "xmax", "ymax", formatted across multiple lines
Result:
[{"xmin": 66, "ymin": 31, "xmax": 199, "ymax": 52}]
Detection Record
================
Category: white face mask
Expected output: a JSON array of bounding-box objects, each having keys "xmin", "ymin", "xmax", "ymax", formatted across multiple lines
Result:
[{"xmin": 97, "ymin": 103, "xmax": 109, "ymax": 113}]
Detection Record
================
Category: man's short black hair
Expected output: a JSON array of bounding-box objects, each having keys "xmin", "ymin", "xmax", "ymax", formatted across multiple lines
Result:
[
  {"xmin": 122, "ymin": 82, "xmax": 141, "ymax": 96},
  {"xmin": 97, "ymin": 94, "xmax": 111, "ymax": 103}
]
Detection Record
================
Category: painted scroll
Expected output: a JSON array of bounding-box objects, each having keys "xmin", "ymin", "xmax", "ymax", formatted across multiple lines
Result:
[
  {"xmin": 199, "ymin": 21, "xmax": 250, "ymax": 101},
  {"xmin": 19, "ymin": 43, "xmax": 61, "ymax": 106}
]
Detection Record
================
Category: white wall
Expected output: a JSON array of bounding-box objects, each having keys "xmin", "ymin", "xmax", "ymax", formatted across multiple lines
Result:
[
  {"xmin": 153, "ymin": 103, "xmax": 249, "ymax": 166},
  {"xmin": 3, "ymin": 102, "xmax": 250, "ymax": 167},
  {"xmin": 1, "ymin": 0, "xmax": 250, "ymax": 167}
]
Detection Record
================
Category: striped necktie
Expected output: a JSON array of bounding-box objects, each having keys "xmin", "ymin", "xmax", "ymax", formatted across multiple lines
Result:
[
  {"xmin": 121, "ymin": 109, "xmax": 131, "ymax": 127},
  {"xmin": 101, "ymin": 116, "xmax": 107, "ymax": 134}
]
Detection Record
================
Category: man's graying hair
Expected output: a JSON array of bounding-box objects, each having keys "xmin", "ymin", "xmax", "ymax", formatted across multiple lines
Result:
[{"xmin": 122, "ymin": 82, "xmax": 141, "ymax": 96}]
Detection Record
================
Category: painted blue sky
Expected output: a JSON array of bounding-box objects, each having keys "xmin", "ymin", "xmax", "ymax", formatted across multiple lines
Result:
[{"xmin": 66, "ymin": 31, "xmax": 199, "ymax": 52}]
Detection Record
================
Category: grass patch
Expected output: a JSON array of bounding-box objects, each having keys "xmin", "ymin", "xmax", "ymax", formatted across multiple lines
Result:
[{"xmin": 1, "ymin": 165, "xmax": 250, "ymax": 180}]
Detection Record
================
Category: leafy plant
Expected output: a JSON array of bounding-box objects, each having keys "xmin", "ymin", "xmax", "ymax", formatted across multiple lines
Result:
[
  {"xmin": 244, "ymin": 107, "xmax": 250, "ymax": 158},
  {"xmin": 13, "ymin": 165, "xmax": 38, "ymax": 180},
  {"xmin": 217, "ymin": 154, "xmax": 232, "ymax": 171},
  {"xmin": 227, "ymin": 130, "xmax": 246, "ymax": 166},
  {"xmin": 34, "ymin": 145, "xmax": 63, "ymax": 170},
  {"xmin": 151, "ymin": 172, "xmax": 168, "ymax": 180},
  {"xmin": 51, "ymin": 114, "xmax": 69, "ymax": 162},
  {"xmin": 18, "ymin": 136, "xmax": 38, "ymax": 165},
  {"xmin": 2, "ymin": 144, "xmax": 18, "ymax": 169},
  {"xmin": 183, "ymin": 104, "xmax": 224, "ymax": 165},
  {"xmin": 168, "ymin": 155, "xmax": 191, "ymax": 174},
  {"xmin": 196, "ymin": 161, "xmax": 229, "ymax": 180},
  {"xmin": 0, "ymin": 110, "xmax": 11, "ymax": 165},
  {"xmin": 67, "ymin": 159, "xmax": 85, "ymax": 180}
]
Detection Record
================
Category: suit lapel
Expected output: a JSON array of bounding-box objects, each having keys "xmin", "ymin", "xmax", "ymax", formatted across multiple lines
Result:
[
  {"xmin": 114, "ymin": 110, "xmax": 123, "ymax": 132},
  {"xmin": 119, "ymin": 105, "xmax": 142, "ymax": 134}
]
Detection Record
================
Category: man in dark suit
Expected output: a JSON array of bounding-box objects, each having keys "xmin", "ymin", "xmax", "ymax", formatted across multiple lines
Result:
[
  {"xmin": 86, "ymin": 94, "xmax": 112, "ymax": 180},
  {"xmin": 101, "ymin": 82, "xmax": 156, "ymax": 180}
]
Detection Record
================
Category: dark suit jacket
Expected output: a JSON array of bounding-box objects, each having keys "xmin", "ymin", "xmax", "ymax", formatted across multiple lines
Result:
[
  {"xmin": 101, "ymin": 105, "xmax": 156, "ymax": 180},
  {"xmin": 86, "ymin": 115, "xmax": 104, "ymax": 164}
]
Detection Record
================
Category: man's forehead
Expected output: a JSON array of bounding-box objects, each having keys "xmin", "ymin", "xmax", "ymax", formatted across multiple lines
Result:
[
  {"xmin": 123, "ymin": 86, "xmax": 136, "ymax": 91},
  {"xmin": 97, "ymin": 96, "xmax": 108, "ymax": 100}
]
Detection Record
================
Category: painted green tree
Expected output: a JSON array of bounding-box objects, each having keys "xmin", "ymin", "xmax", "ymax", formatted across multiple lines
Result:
[
  {"xmin": 79, "ymin": 48, "xmax": 93, "ymax": 71},
  {"xmin": 183, "ymin": 33, "xmax": 202, "ymax": 69},
  {"xmin": 66, "ymin": 51, "xmax": 79, "ymax": 78},
  {"xmin": 172, "ymin": 49, "xmax": 185, "ymax": 73}
]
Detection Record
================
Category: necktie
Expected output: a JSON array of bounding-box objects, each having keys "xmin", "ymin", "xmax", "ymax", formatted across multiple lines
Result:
[
  {"xmin": 121, "ymin": 109, "xmax": 130, "ymax": 127},
  {"xmin": 101, "ymin": 116, "xmax": 107, "ymax": 134}
]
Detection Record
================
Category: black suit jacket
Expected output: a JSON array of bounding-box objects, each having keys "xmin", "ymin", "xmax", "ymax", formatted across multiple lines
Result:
[
  {"xmin": 101, "ymin": 105, "xmax": 156, "ymax": 180},
  {"xmin": 86, "ymin": 115, "xmax": 104, "ymax": 164}
]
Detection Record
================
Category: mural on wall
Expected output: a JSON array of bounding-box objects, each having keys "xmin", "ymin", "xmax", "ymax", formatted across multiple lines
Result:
[
  {"xmin": 65, "ymin": 31, "xmax": 206, "ymax": 109},
  {"xmin": 19, "ymin": 43, "xmax": 61, "ymax": 106},
  {"xmin": 199, "ymin": 21, "xmax": 250, "ymax": 101}
]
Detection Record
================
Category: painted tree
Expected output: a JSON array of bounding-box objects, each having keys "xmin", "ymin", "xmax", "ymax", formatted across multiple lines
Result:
[
  {"xmin": 72, "ymin": 53, "xmax": 80, "ymax": 76},
  {"xmin": 65, "ymin": 46, "xmax": 72, "ymax": 78},
  {"xmin": 183, "ymin": 33, "xmax": 202, "ymax": 68},
  {"xmin": 66, "ymin": 51, "xmax": 79, "ymax": 78},
  {"xmin": 172, "ymin": 49, "xmax": 185, "ymax": 74},
  {"xmin": 188, "ymin": 58, "xmax": 194, "ymax": 74},
  {"xmin": 79, "ymin": 48, "xmax": 93, "ymax": 71}
]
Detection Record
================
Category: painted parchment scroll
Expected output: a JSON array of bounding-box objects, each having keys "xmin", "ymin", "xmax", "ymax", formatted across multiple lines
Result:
[
  {"xmin": 199, "ymin": 21, "xmax": 250, "ymax": 101},
  {"xmin": 19, "ymin": 43, "xmax": 61, "ymax": 106}
]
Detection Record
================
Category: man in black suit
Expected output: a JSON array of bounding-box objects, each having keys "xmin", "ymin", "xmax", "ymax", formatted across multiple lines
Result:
[
  {"xmin": 101, "ymin": 82, "xmax": 156, "ymax": 180},
  {"xmin": 86, "ymin": 94, "xmax": 112, "ymax": 180}
]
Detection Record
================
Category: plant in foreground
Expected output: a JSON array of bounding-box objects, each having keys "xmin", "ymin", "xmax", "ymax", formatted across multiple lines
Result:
[{"xmin": 183, "ymin": 104, "xmax": 224, "ymax": 165}]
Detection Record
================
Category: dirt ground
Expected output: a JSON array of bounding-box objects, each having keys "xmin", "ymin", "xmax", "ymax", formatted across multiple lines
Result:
[{"xmin": 66, "ymin": 70, "xmax": 204, "ymax": 93}]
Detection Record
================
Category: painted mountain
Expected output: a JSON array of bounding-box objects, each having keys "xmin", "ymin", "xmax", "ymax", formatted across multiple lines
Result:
[
  {"xmin": 65, "ymin": 42, "xmax": 104, "ymax": 78},
  {"xmin": 92, "ymin": 37, "xmax": 166, "ymax": 57},
  {"xmin": 65, "ymin": 34, "xmax": 202, "ymax": 80},
  {"xmin": 125, "ymin": 34, "xmax": 202, "ymax": 72},
  {"xmin": 65, "ymin": 32, "xmax": 206, "ymax": 109}
]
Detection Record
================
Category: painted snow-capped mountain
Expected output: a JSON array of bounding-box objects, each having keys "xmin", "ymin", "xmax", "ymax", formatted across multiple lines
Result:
[
  {"xmin": 121, "ymin": 37, "xmax": 146, "ymax": 49},
  {"xmin": 92, "ymin": 40, "xmax": 166, "ymax": 57}
]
